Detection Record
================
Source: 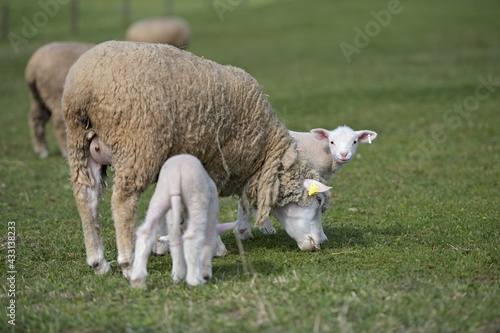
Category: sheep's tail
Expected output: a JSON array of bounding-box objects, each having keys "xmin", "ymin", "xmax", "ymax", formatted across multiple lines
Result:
[{"xmin": 63, "ymin": 94, "xmax": 105, "ymax": 190}]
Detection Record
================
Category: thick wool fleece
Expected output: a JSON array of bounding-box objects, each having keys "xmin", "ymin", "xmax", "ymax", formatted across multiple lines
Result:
[
  {"xmin": 25, "ymin": 41, "xmax": 94, "ymax": 157},
  {"xmin": 63, "ymin": 41, "xmax": 326, "ymax": 226}
]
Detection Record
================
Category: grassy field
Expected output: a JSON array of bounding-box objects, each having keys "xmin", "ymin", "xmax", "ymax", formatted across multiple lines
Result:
[{"xmin": 1, "ymin": 0, "xmax": 499, "ymax": 332}]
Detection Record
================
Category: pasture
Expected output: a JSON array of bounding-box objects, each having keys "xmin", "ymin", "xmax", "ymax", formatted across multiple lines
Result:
[{"xmin": 1, "ymin": 0, "xmax": 499, "ymax": 332}]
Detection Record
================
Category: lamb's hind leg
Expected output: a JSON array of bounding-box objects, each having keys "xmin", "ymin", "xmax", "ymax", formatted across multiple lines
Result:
[
  {"xmin": 74, "ymin": 156, "xmax": 110, "ymax": 275},
  {"xmin": 183, "ymin": 211, "xmax": 207, "ymax": 286}
]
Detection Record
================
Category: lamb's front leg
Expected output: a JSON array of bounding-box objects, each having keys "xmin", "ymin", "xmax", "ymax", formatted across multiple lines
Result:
[
  {"xmin": 152, "ymin": 214, "xmax": 169, "ymax": 255},
  {"xmin": 167, "ymin": 209, "xmax": 187, "ymax": 284},
  {"xmin": 130, "ymin": 215, "xmax": 159, "ymax": 290}
]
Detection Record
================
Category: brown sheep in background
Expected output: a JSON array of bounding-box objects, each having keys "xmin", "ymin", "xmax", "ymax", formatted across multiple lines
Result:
[{"xmin": 25, "ymin": 41, "xmax": 94, "ymax": 158}]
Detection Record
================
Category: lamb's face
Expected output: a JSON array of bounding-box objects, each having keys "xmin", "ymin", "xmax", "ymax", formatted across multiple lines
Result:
[
  {"xmin": 311, "ymin": 126, "xmax": 378, "ymax": 165},
  {"xmin": 272, "ymin": 193, "xmax": 328, "ymax": 252},
  {"xmin": 328, "ymin": 127, "xmax": 359, "ymax": 164}
]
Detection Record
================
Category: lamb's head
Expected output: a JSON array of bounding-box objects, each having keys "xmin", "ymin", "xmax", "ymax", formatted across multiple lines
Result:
[
  {"xmin": 272, "ymin": 179, "xmax": 331, "ymax": 251},
  {"xmin": 311, "ymin": 126, "xmax": 377, "ymax": 164}
]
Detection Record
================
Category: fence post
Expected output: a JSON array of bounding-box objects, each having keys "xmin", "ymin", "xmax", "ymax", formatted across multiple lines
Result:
[
  {"xmin": 1, "ymin": 0, "xmax": 8, "ymax": 39},
  {"xmin": 70, "ymin": 0, "xmax": 78, "ymax": 35},
  {"xmin": 166, "ymin": 0, "xmax": 174, "ymax": 15},
  {"xmin": 123, "ymin": 0, "xmax": 130, "ymax": 27}
]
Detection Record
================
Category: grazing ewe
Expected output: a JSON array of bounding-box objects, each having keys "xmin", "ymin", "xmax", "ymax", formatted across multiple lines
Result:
[
  {"xmin": 130, "ymin": 154, "xmax": 219, "ymax": 288},
  {"xmin": 126, "ymin": 16, "xmax": 191, "ymax": 48},
  {"xmin": 62, "ymin": 41, "xmax": 331, "ymax": 277},
  {"xmin": 25, "ymin": 41, "xmax": 94, "ymax": 158},
  {"xmin": 237, "ymin": 126, "xmax": 378, "ymax": 239}
]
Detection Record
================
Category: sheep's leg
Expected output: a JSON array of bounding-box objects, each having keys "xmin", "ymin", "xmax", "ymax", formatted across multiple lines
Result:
[
  {"xmin": 52, "ymin": 114, "xmax": 68, "ymax": 158},
  {"xmin": 259, "ymin": 217, "xmax": 277, "ymax": 235},
  {"xmin": 111, "ymin": 186, "xmax": 139, "ymax": 278},
  {"xmin": 236, "ymin": 200, "xmax": 253, "ymax": 240},
  {"xmin": 74, "ymin": 156, "xmax": 110, "ymax": 275},
  {"xmin": 183, "ymin": 211, "xmax": 206, "ymax": 286},
  {"xmin": 167, "ymin": 206, "xmax": 186, "ymax": 283},
  {"xmin": 214, "ymin": 235, "xmax": 228, "ymax": 257},
  {"xmin": 130, "ymin": 200, "xmax": 165, "ymax": 289},
  {"xmin": 28, "ymin": 95, "xmax": 51, "ymax": 159}
]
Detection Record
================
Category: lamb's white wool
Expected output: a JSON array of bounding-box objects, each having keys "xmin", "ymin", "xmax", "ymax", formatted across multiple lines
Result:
[
  {"xmin": 130, "ymin": 154, "xmax": 219, "ymax": 289},
  {"xmin": 236, "ymin": 126, "xmax": 377, "ymax": 240}
]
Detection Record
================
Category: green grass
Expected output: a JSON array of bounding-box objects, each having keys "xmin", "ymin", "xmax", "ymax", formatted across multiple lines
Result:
[{"xmin": 1, "ymin": 0, "xmax": 499, "ymax": 332}]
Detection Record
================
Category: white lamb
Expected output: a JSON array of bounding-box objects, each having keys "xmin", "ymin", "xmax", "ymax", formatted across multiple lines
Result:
[
  {"xmin": 237, "ymin": 126, "xmax": 378, "ymax": 238},
  {"xmin": 131, "ymin": 154, "xmax": 221, "ymax": 289}
]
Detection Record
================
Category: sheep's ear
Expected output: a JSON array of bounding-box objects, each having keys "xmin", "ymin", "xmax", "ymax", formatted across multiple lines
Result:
[
  {"xmin": 356, "ymin": 130, "xmax": 378, "ymax": 144},
  {"xmin": 303, "ymin": 179, "xmax": 332, "ymax": 196},
  {"xmin": 216, "ymin": 222, "xmax": 236, "ymax": 235},
  {"xmin": 310, "ymin": 128, "xmax": 330, "ymax": 141}
]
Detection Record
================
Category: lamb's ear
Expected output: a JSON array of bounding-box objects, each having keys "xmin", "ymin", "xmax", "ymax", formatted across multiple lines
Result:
[
  {"xmin": 215, "ymin": 222, "xmax": 236, "ymax": 235},
  {"xmin": 356, "ymin": 130, "xmax": 378, "ymax": 144},
  {"xmin": 303, "ymin": 179, "xmax": 332, "ymax": 196},
  {"xmin": 310, "ymin": 128, "xmax": 330, "ymax": 141}
]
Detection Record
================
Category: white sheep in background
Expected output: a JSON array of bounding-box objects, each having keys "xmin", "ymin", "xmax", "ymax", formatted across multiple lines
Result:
[
  {"xmin": 126, "ymin": 16, "xmax": 191, "ymax": 48},
  {"xmin": 131, "ymin": 154, "xmax": 221, "ymax": 289},
  {"xmin": 237, "ymin": 126, "xmax": 378, "ymax": 238}
]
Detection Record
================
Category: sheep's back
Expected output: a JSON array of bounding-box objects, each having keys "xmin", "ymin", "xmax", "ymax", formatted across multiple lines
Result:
[{"xmin": 63, "ymin": 41, "xmax": 290, "ymax": 196}]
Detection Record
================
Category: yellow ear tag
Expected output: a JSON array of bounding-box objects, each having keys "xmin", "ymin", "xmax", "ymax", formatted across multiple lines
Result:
[{"xmin": 308, "ymin": 183, "xmax": 320, "ymax": 196}]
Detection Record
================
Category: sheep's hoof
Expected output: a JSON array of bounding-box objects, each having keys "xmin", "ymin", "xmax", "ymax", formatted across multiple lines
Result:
[
  {"xmin": 37, "ymin": 149, "xmax": 49, "ymax": 159},
  {"xmin": 237, "ymin": 228, "xmax": 253, "ymax": 240},
  {"xmin": 91, "ymin": 261, "xmax": 111, "ymax": 275},
  {"xmin": 121, "ymin": 263, "xmax": 132, "ymax": 278},
  {"xmin": 186, "ymin": 276, "xmax": 206, "ymax": 287},
  {"xmin": 259, "ymin": 225, "xmax": 277, "ymax": 235},
  {"xmin": 130, "ymin": 277, "xmax": 147, "ymax": 290}
]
